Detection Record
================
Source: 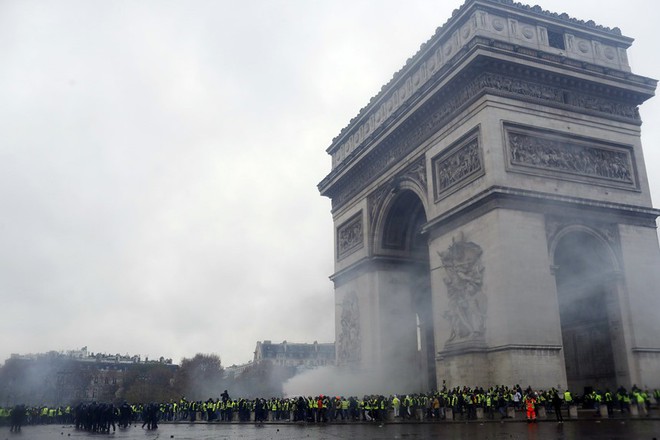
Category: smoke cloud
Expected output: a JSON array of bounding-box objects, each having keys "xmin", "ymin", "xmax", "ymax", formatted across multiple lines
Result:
[{"xmin": 283, "ymin": 366, "xmax": 415, "ymax": 398}]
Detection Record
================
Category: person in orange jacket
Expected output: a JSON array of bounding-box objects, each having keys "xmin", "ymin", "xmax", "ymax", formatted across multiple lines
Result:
[{"xmin": 524, "ymin": 390, "xmax": 537, "ymax": 423}]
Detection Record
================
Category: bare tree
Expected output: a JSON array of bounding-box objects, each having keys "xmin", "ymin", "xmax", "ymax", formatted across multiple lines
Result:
[{"xmin": 175, "ymin": 353, "xmax": 225, "ymax": 400}]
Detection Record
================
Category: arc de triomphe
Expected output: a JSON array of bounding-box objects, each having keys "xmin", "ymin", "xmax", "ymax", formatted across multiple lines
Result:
[{"xmin": 319, "ymin": 0, "xmax": 660, "ymax": 393}]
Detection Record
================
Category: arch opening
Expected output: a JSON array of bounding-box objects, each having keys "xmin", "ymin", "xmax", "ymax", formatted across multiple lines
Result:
[
  {"xmin": 553, "ymin": 230, "xmax": 619, "ymax": 393},
  {"xmin": 378, "ymin": 190, "xmax": 436, "ymax": 392}
]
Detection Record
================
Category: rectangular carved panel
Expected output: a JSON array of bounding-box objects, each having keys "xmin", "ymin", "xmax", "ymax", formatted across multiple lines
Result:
[
  {"xmin": 337, "ymin": 212, "xmax": 363, "ymax": 261},
  {"xmin": 432, "ymin": 129, "xmax": 484, "ymax": 202},
  {"xmin": 505, "ymin": 124, "xmax": 638, "ymax": 190}
]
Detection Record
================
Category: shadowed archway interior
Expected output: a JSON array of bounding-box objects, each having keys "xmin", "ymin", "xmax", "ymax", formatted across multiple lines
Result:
[
  {"xmin": 379, "ymin": 190, "xmax": 436, "ymax": 391},
  {"xmin": 554, "ymin": 230, "xmax": 619, "ymax": 393}
]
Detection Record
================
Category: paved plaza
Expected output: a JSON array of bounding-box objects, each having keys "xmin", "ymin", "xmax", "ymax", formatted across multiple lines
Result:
[{"xmin": 6, "ymin": 419, "xmax": 660, "ymax": 440}]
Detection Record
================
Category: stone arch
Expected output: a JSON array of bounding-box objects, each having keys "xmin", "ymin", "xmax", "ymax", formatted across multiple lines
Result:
[
  {"xmin": 371, "ymin": 188, "xmax": 436, "ymax": 391},
  {"xmin": 550, "ymin": 224, "xmax": 624, "ymax": 393},
  {"xmin": 549, "ymin": 224, "xmax": 621, "ymax": 273},
  {"xmin": 371, "ymin": 181, "xmax": 429, "ymax": 258}
]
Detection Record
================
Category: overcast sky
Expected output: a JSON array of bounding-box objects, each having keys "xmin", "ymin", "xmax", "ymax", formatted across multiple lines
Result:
[{"xmin": 1, "ymin": 0, "xmax": 658, "ymax": 367}]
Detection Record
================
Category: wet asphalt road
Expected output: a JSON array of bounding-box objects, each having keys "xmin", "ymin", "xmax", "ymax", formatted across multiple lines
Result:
[{"xmin": 5, "ymin": 419, "xmax": 660, "ymax": 440}]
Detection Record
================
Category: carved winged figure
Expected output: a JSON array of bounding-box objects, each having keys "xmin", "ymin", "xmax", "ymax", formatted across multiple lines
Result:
[
  {"xmin": 439, "ymin": 237, "xmax": 486, "ymax": 342},
  {"xmin": 337, "ymin": 292, "xmax": 360, "ymax": 365}
]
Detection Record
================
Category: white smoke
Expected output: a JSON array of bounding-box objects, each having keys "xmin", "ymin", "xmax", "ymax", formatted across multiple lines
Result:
[{"xmin": 282, "ymin": 366, "xmax": 406, "ymax": 398}]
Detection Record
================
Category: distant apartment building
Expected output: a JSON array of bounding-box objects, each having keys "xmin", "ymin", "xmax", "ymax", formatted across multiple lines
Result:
[
  {"xmin": 2, "ymin": 347, "xmax": 176, "ymax": 404},
  {"xmin": 253, "ymin": 340, "xmax": 335, "ymax": 368},
  {"xmin": 10, "ymin": 346, "xmax": 175, "ymax": 366}
]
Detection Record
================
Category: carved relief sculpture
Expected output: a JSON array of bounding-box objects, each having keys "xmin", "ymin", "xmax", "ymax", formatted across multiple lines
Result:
[
  {"xmin": 337, "ymin": 212, "xmax": 363, "ymax": 260},
  {"xmin": 439, "ymin": 235, "xmax": 487, "ymax": 342},
  {"xmin": 433, "ymin": 133, "xmax": 483, "ymax": 201},
  {"xmin": 337, "ymin": 291, "xmax": 361, "ymax": 365},
  {"xmin": 507, "ymin": 127, "xmax": 636, "ymax": 188}
]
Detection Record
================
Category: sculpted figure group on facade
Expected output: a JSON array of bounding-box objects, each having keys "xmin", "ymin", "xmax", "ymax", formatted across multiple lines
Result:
[
  {"xmin": 439, "ymin": 237, "xmax": 487, "ymax": 342},
  {"xmin": 509, "ymin": 131, "xmax": 634, "ymax": 184},
  {"xmin": 337, "ymin": 292, "xmax": 361, "ymax": 365}
]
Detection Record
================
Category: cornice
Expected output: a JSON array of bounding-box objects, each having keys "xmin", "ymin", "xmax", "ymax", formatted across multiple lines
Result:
[
  {"xmin": 632, "ymin": 347, "xmax": 660, "ymax": 354},
  {"xmin": 319, "ymin": 48, "xmax": 652, "ymax": 210},
  {"xmin": 422, "ymin": 185, "xmax": 660, "ymax": 239},
  {"xmin": 320, "ymin": 0, "xmax": 656, "ymax": 184},
  {"xmin": 474, "ymin": 0, "xmax": 625, "ymax": 37},
  {"xmin": 328, "ymin": 0, "xmax": 629, "ymax": 148},
  {"xmin": 330, "ymin": 255, "xmax": 428, "ymax": 288},
  {"xmin": 438, "ymin": 343, "xmax": 563, "ymax": 358}
]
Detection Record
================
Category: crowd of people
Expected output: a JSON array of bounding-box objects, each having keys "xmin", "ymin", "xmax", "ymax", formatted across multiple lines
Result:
[{"xmin": 2, "ymin": 385, "xmax": 658, "ymax": 432}]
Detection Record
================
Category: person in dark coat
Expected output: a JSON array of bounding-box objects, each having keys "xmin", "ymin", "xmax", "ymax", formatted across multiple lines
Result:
[
  {"xmin": 551, "ymin": 390, "xmax": 564, "ymax": 423},
  {"xmin": 10, "ymin": 404, "xmax": 27, "ymax": 432}
]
